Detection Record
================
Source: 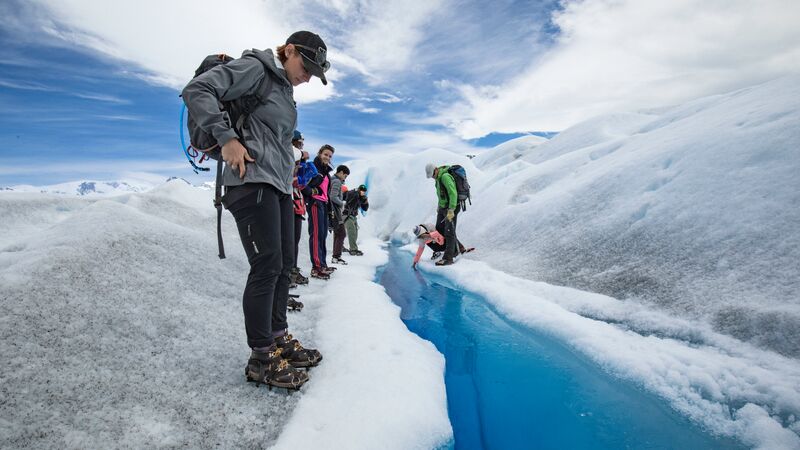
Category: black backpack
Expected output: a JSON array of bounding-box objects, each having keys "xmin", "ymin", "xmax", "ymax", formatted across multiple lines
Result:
[
  {"xmin": 441, "ymin": 165, "xmax": 472, "ymax": 211},
  {"xmin": 181, "ymin": 52, "xmax": 276, "ymax": 259},
  {"xmin": 184, "ymin": 53, "xmax": 275, "ymax": 163}
]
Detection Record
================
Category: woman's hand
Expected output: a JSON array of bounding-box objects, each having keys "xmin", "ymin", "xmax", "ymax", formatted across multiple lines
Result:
[{"xmin": 221, "ymin": 138, "xmax": 255, "ymax": 179}]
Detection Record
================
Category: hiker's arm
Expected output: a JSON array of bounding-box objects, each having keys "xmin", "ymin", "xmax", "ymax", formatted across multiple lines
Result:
[
  {"xmin": 413, "ymin": 243, "xmax": 425, "ymax": 265},
  {"xmin": 330, "ymin": 179, "xmax": 344, "ymax": 207},
  {"xmin": 181, "ymin": 58, "xmax": 263, "ymax": 148},
  {"xmin": 442, "ymin": 173, "xmax": 458, "ymax": 210},
  {"xmin": 302, "ymin": 173, "xmax": 323, "ymax": 197},
  {"xmin": 360, "ymin": 197, "xmax": 369, "ymax": 212}
]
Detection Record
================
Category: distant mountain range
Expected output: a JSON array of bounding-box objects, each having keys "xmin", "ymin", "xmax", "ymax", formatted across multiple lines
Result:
[{"xmin": 0, "ymin": 177, "xmax": 208, "ymax": 196}]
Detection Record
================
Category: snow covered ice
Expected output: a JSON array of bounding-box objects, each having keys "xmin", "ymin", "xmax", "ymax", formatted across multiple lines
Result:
[
  {"xmin": 0, "ymin": 181, "xmax": 451, "ymax": 449},
  {"xmin": 348, "ymin": 76, "xmax": 800, "ymax": 449},
  {"xmin": 1, "ymin": 75, "xmax": 799, "ymax": 448}
]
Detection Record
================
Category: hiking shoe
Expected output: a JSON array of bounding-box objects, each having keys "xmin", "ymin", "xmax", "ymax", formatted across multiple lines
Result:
[
  {"xmin": 287, "ymin": 297, "xmax": 303, "ymax": 311},
  {"xmin": 431, "ymin": 251, "xmax": 443, "ymax": 260},
  {"xmin": 275, "ymin": 332, "xmax": 322, "ymax": 368},
  {"xmin": 350, "ymin": 250, "xmax": 364, "ymax": 256},
  {"xmin": 245, "ymin": 345, "xmax": 309, "ymax": 390},
  {"xmin": 310, "ymin": 268, "xmax": 330, "ymax": 280},
  {"xmin": 435, "ymin": 258, "xmax": 454, "ymax": 266},
  {"xmin": 322, "ymin": 266, "xmax": 336, "ymax": 273},
  {"xmin": 291, "ymin": 269, "xmax": 309, "ymax": 285},
  {"xmin": 332, "ymin": 256, "xmax": 348, "ymax": 265}
]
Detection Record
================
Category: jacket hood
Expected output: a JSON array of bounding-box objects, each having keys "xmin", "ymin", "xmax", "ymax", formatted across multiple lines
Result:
[{"xmin": 242, "ymin": 48, "xmax": 290, "ymax": 87}]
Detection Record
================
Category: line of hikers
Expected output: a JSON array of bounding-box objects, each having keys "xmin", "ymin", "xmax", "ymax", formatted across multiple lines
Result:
[
  {"xmin": 290, "ymin": 132, "xmax": 369, "ymax": 285},
  {"xmin": 182, "ymin": 30, "xmax": 471, "ymax": 391}
]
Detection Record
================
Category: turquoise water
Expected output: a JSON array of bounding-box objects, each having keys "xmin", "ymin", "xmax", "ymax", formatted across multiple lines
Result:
[{"xmin": 378, "ymin": 246, "xmax": 744, "ymax": 450}]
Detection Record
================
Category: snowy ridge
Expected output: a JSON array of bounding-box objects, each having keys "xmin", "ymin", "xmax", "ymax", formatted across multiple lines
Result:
[
  {"xmin": 349, "ymin": 75, "xmax": 800, "ymax": 357},
  {"xmin": 0, "ymin": 182, "xmax": 451, "ymax": 448},
  {"xmin": 340, "ymin": 76, "xmax": 800, "ymax": 447}
]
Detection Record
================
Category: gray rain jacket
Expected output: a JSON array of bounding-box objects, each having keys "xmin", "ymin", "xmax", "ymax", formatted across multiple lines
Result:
[
  {"xmin": 182, "ymin": 49, "xmax": 296, "ymax": 193},
  {"xmin": 329, "ymin": 175, "xmax": 345, "ymax": 225}
]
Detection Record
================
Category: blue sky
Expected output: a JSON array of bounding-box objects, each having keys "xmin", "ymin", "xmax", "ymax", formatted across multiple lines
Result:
[{"xmin": 1, "ymin": 0, "xmax": 798, "ymax": 186}]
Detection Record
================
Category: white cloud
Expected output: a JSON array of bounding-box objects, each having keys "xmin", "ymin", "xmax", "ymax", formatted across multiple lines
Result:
[
  {"xmin": 344, "ymin": 103, "xmax": 380, "ymax": 114},
  {"xmin": 0, "ymin": 78, "xmax": 129, "ymax": 103},
  {"xmin": 0, "ymin": 79, "xmax": 55, "ymax": 91},
  {"xmin": 298, "ymin": 0, "xmax": 447, "ymax": 83},
  {"xmin": 434, "ymin": 0, "xmax": 800, "ymax": 138},
  {"xmin": 74, "ymin": 93, "xmax": 130, "ymax": 104},
  {"xmin": 373, "ymin": 92, "xmax": 405, "ymax": 103},
  {"xmin": 338, "ymin": 128, "xmax": 479, "ymax": 160},
  {"xmin": 29, "ymin": 0, "xmax": 335, "ymax": 103}
]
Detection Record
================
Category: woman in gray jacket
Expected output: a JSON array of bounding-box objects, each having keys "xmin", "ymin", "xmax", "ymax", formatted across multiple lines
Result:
[{"xmin": 182, "ymin": 31, "xmax": 329, "ymax": 390}]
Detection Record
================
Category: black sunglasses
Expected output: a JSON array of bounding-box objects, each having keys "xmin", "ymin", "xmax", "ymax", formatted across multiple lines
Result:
[{"xmin": 294, "ymin": 44, "xmax": 330, "ymax": 72}]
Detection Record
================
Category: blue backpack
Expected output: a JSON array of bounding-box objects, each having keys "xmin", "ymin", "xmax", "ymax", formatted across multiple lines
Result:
[{"xmin": 297, "ymin": 160, "xmax": 318, "ymax": 188}]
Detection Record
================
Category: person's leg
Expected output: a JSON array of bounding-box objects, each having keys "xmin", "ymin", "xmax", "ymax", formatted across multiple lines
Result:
[
  {"xmin": 451, "ymin": 204, "xmax": 462, "ymax": 255},
  {"xmin": 319, "ymin": 203, "xmax": 329, "ymax": 267},
  {"xmin": 271, "ymin": 191, "xmax": 294, "ymax": 334},
  {"xmin": 332, "ymin": 221, "xmax": 345, "ymax": 259},
  {"xmin": 308, "ymin": 201, "xmax": 323, "ymax": 270},
  {"xmin": 428, "ymin": 241, "xmax": 446, "ymax": 252},
  {"xmin": 353, "ymin": 217, "xmax": 361, "ymax": 252},
  {"xmin": 293, "ymin": 213, "xmax": 302, "ymax": 269},
  {"xmin": 438, "ymin": 207, "xmax": 457, "ymax": 261},
  {"xmin": 345, "ymin": 216, "xmax": 358, "ymax": 252},
  {"xmin": 435, "ymin": 207, "xmax": 446, "ymax": 235},
  {"xmin": 227, "ymin": 186, "xmax": 282, "ymax": 349}
]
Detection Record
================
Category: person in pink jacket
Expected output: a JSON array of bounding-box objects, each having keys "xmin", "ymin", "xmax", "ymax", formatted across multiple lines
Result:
[
  {"xmin": 412, "ymin": 223, "xmax": 444, "ymax": 270},
  {"xmin": 412, "ymin": 223, "xmax": 474, "ymax": 270}
]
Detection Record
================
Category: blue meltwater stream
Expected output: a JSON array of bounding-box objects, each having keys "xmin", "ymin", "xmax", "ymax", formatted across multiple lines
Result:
[{"xmin": 377, "ymin": 245, "xmax": 743, "ymax": 450}]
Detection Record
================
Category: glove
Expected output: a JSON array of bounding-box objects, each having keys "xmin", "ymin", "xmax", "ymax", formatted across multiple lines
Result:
[
  {"xmin": 446, "ymin": 209, "xmax": 455, "ymax": 222},
  {"xmin": 412, "ymin": 262, "xmax": 417, "ymax": 271}
]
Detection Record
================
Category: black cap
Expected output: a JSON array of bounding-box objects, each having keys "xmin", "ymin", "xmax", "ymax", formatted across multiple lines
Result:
[{"xmin": 286, "ymin": 31, "xmax": 329, "ymax": 85}]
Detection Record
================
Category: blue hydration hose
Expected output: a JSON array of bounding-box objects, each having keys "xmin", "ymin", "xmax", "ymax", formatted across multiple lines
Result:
[{"xmin": 180, "ymin": 103, "xmax": 209, "ymax": 173}]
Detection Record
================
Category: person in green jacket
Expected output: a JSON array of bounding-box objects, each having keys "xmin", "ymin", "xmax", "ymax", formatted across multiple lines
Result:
[{"xmin": 426, "ymin": 163, "xmax": 467, "ymax": 265}]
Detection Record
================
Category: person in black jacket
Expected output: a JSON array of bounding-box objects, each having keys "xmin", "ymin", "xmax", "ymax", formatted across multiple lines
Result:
[{"xmin": 342, "ymin": 184, "xmax": 369, "ymax": 255}]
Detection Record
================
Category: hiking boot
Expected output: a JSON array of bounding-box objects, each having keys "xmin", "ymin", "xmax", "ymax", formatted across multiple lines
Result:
[
  {"xmin": 310, "ymin": 268, "xmax": 330, "ymax": 280},
  {"xmin": 435, "ymin": 258, "xmax": 454, "ymax": 266},
  {"xmin": 291, "ymin": 269, "xmax": 309, "ymax": 285},
  {"xmin": 322, "ymin": 266, "xmax": 336, "ymax": 273},
  {"xmin": 275, "ymin": 332, "xmax": 323, "ymax": 368},
  {"xmin": 431, "ymin": 251, "xmax": 442, "ymax": 260},
  {"xmin": 245, "ymin": 345, "xmax": 309, "ymax": 390},
  {"xmin": 287, "ymin": 297, "xmax": 303, "ymax": 311},
  {"xmin": 332, "ymin": 256, "xmax": 348, "ymax": 265},
  {"xmin": 350, "ymin": 250, "xmax": 364, "ymax": 256}
]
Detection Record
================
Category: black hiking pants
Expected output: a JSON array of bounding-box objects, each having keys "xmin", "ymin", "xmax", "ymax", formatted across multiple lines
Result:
[
  {"xmin": 226, "ymin": 184, "xmax": 293, "ymax": 349},
  {"xmin": 332, "ymin": 221, "xmax": 346, "ymax": 258},
  {"xmin": 436, "ymin": 204, "xmax": 462, "ymax": 261},
  {"xmin": 293, "ymin": 213, "xmax": 303, "ymax": 269}
]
